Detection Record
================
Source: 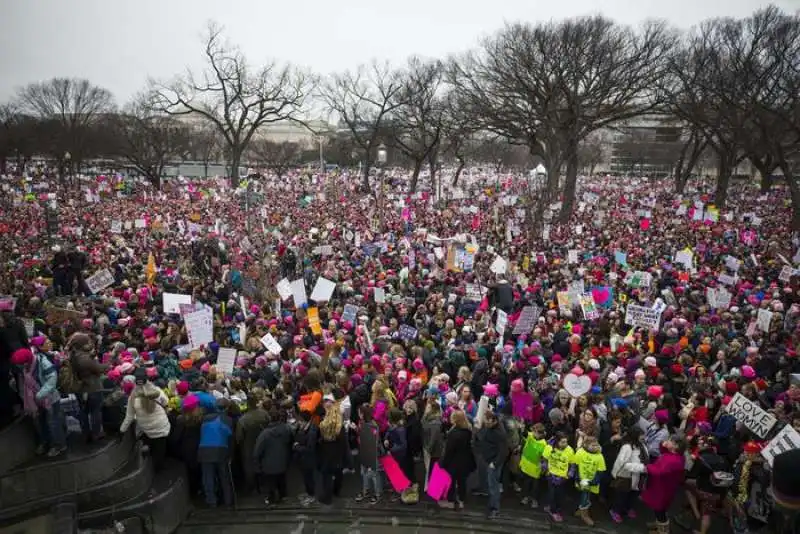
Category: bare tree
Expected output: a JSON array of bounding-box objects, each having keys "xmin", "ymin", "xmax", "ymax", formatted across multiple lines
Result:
[
  {"xmin": 577, "ymin": 132, "xmax": 607, "ymax": 175},
  {"xmin": 186, "ymin": 125, "xmax": 222, "ymax": 178},
  {"xmin": 248, "ymin": 139, "xmax": 301, "ymax": 179},
  {"xmin": 149, "ymin": 22, "xmax": 313, "ymax": 186},
  {"xmin": 17, "ymin": 77, "xmax": 113, "ymax": 175},
  {"xmin": 390, "ymin": 58, "xmax": 446, "ymax": 193},
  {"xmin": 671, "ymin": 123, "xmax": 707, "ymax": 193},
  {"xmin": 0, "ymin": 103, "xmax": 39, "ymax": 174},
  {"xmin": 319, "ymin": 61, "xmax": 406, "ymax": 191},
  {"xmin": 114, "ymin": 94, "xmax": 191, "ymax": 189},
  {"xmin": 439, "ymin": 91, "xmax": 476, "ymax": 186}
]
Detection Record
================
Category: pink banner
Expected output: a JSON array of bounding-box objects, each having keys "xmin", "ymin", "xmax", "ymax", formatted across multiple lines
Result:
[
  {"xmin": 380, "ymin": 455, "xmax": 411, "ymax": 493},
  {"xmin": 426, "ymin": 463, "xmax": 452, "ymax": 501}
]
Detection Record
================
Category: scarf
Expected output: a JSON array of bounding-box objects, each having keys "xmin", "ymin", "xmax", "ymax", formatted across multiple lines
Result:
[{"xmin": 22, "ymin": 359, "xmax": 40, "ymax": 416}]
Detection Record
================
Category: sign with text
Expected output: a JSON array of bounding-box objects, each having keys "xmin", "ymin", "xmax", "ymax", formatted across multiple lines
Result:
[
  {"xmin": 625, "ymin": 304, "xmax": 662, "ymax": 330},
  {"xmin": 513, "ymin": 305, "xmax": 542, "ymax": 335},
  {"xmin": 726, "ymin": 393, "xmax": 776, "ymax": 439},
  {"xmin": 761, "ymin": 424, "xmax": 800, "ymax": 466},
  {"xmin": 85, "ymin": 268, "xmax": 115, "ymax": 295}
]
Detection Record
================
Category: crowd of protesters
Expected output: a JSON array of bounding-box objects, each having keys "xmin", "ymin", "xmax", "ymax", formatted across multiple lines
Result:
[{"xmin": 1, "ymin": 167, "xmax": 800, "ymax": 534}]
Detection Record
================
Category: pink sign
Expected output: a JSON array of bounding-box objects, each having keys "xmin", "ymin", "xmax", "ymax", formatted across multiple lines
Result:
[{"xmin": 426, "ymin": 463, "xmax": 452, "ymax": 501}]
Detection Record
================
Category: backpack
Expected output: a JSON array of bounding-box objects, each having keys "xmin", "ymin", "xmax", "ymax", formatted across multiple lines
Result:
[
  {"xmin": 700, "ymin": 452, "xmax": 734, "ymax": 488},
  {"xmin": 57, "ymin": 358, "xmax": 83, "ymax": 395}
]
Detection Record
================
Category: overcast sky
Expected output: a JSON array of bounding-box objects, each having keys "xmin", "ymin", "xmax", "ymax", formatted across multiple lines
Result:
[{"xmin": 1, "ymin": 0, "xmax": 796, "ymax": 103}]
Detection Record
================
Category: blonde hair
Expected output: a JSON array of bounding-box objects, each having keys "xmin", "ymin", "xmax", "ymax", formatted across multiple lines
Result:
[
  {"xmin": 319, "ymin": 403, "xmax": 343, "ymax": 441},
  {"xmin": 403, "ymin": 399, "xmax": 418, "ymax": 414},
  {"xmin": 450, "ymin": 409, "xmax": 470, "ymax": 429}
]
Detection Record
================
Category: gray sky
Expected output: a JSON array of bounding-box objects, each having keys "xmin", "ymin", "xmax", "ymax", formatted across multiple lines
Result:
[{"xmin": 1, "ymin": 0, "xmax": 796, "ymax": 103}]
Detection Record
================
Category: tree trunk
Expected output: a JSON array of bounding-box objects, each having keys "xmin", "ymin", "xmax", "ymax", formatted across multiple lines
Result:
[
  {"xmin": 559, "ymin": 142, "xmax": 579, "ymax": 223},
  {"xmin": 759, "ymin": 171, "xmax": 774, "ymax": 193},
  {"xmin": 714, "ymin": 150, "xmax": 735, "ymax": 208},
  {"xmin": 230, "ymin": 149, "xmax": 242, "ymax": 188},
  {"xmin": 779, "ymin": 158, "xmax": 800, "ymax": 232},
  {"xmin": 429, "ymin": 160, "xmax": 437, "ymax": 200},
  {"xmin": 361, "ymin": 159, "xmax": 372, "ymax": 193},
  {"xmin": 409, "ymin": 159, "xmax": 423, "ymax": 193},
  {"xmin": 452, "ymin": 156, "xmax": 465, "ymax": 186}
]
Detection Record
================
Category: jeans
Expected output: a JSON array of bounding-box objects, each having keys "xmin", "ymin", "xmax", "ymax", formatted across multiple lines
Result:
[
  {"xmin": 547, "ymin": 480, "xmax": 566, "ymax": 513},
  {"xmin": 487, "ymin": 463, "xmax": 504, "ymax": 511},
  {"xmin": 37, "ymin": 401, "xmax": 66, "ymax": 448},
  {"xmin": 523, "ymin": 474, "xmax": 541, "ymax": 501},
  {"xmin": 78, "ymin": 391, "xmax": 104, "ymax": 439},
  {"xmin": 578, "ymin": 490, "xmax": 591, "ymax": 509},
  {"xmin": 361, "ymin": 465, "xmax": 383, "ymax": 497},
  {"xmin": 201, "ymin": 461, "xmax": 234, "ymax": 506},
  {"xmin": 613, "ymin": 489, "xmax": 638, "ymax": 515}
]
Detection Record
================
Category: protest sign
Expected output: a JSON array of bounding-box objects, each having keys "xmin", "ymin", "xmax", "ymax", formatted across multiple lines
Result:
[
  {"xmin": 495, "ymin": 309, "xmax": 508, "ymax": 334},
  {"xmin": 399, "ymin": 324, "xmax": 418, "ymax": 341},
  {"xmin": 779, "ymin": 266, "xmax": 794, "ymax": 283},
  {"xmin": 290, "ymin": 279, "xmax": 307, "ymax": 308},
  {"xmin": 513, "ymin": 305, "xmax": 542, "ymax": 335},
  {"xmin": 569, "ymin": 280, "xmax": 585, "ymax": 295},
  {"xmin": 216, "ymin": 348, "xmax": 237, "ymax": 375},
  {"xmin": 22, "ymin": 318, "xmax": 35, "ymax": 337},
  {"xmin": 557, "ymin": 291, "xmax": 573, "ymax": 314},
  {"xmin": 0, "ymin": 295, "xmax": 17, "ymax": 311},
  {"xmin": 134, "ymin": 219, "xmax": 146, "ymax": 229},
  {"xmin": 757, "ymin": 308, "xmax": 773, "ymax": 332},
  {"xmin": 374, "ymin": 287, "xmax": 386, "ymax": 304},
  {"xmin": 489, "ymin": 255, "xmax": 507, "ymax": 275},
  {"xmin": 276, "ymin": 278, "xmax": 292, "ymax": 301},
  {"xmin": 580, "ymin": 294, "xmax": 599, "ymax": 320},
  {"xmin": 718, "ymin": 273, "xmax": 737, "ymax": 286},
  {"xmin": 310, "ymin": 277, "xmax": 336, "ymax": 302},
  {"xmin": 624, "ymin": 271, "xmax": 652, "ymax": 288},
  {"xmin": 313, "ymin": 245, "xmax": 333, "ymax": 256},
  {"xmin": 726, "ymin": 393, "xmax": 777, "ymax": 439},
  {"xmin": 85, "ymin": 269, "xmax": 115, "ymax": 295},
  {"xmin": 307, "ymin": 306, "xmax": 322, "ymax": 335},
  {"xmin": 110, "ymin": 220, "xmax": 122, "ymax": 234},
  {"xmin": 761, "ymin": 424, "xmax": 800, "ymax": 467},
  {"xmin": 342, "ymin": 304, "xmax": 358, "ymax": 325},
  {"xmin": 568, "ymin": 250, "xmax": 579, "ymax": 264},
  {"xmin": 163, "ymin": 293, "xmax": 192, "ymax": 314},
  {"xmin": 625, "ymin": 304, "xmax": 662, "ymax": 330},
  {"xmin": 260, "ymin": 332, "xmax": 284, "ymax": 355},
  {"xmin": 465, "ymin": 284, "xmax": 482, "ymax": 301},
  {"xmin": 185, "ymin": 307, "xmax": 213, "ymax": 350}
]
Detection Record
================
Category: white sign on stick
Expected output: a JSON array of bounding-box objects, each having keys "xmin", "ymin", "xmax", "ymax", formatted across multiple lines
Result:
[
  {"xmin": 185, "ymin": 308, "xmax": 213, "ymax": 350},
  {"xmin": 310, "ymin": 277, "xmax": 336, "ymax": 302},
  {"xmin": 276, "ymin": 278, "xmax": 292, "ymax": 301},
  {"xmin": 495, "ymin": 309, "xmax": 508, "ymax": 334},
  {"xmin": 260, "ymin": 333, "xmax": 284, "ymax": 355},
  {"xmin": 290, "ymin": 279, "xmax": 307, "ymax": 307},
  {"xmin": 625, "ymin": 304, "xmax": 662, "ymax": 330},
  {"xmin": 726, "ymin": 392, "xmax": 777, "ymax": 439},
  {"xmin": 216, "ymin": 348, "xmax": 237, "ymax": 375}
]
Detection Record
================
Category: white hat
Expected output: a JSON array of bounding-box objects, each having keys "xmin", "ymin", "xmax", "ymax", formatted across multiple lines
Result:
[{"xmin": 588, "ymin": 359, "xmax": 600, "ymax": 370}]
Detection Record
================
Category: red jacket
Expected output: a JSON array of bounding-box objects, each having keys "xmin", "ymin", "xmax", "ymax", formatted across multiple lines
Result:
[{"xmin": 641, "ymin": 451, "xmax": 685, "ymax": 512}]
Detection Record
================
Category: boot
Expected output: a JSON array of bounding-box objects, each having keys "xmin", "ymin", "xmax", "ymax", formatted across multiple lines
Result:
[
  {"xmin": 649, "ymin": 520, "xmax": 669, "ymax": 534},
  {"xmin": 577, "ymin": 508, "xmax": 595, "ymax": 526}
]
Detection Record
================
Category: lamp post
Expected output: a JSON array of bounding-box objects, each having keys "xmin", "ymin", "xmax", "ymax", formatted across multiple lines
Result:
[{"xmin": 377, "ymin": 144, "xmax": 387, "ymax": 232}]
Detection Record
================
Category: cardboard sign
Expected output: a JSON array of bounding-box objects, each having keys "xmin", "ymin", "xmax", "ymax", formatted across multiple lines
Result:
[
  {"xmin": 761, "ymin": 424, "xmax": 800, "ymax": 467},
  {"xmin": 85, "ymin": 268, "xmax": 115, "ymax": 295},
  {"xmin": 163, "ymin": 293, "xmax": 192, "ymax": 314},
  {"xmin": 563, "ymin": 373, "xmax": 592, "ymax": 398},
  {"xmin": 513, "ymin": 305, "xmax": 542, "ymax": 335},
  {"xmin": 726, "ymin": 393, "xmax": 777, "ymax": 439},
  {"xmin": 342, "ymin": 304, "xmax": 358, "ymax": 325},
  {"xmin": 45, "ymin": 307, "xmax": 85, "ymax": 325},
  {"xmin": 625, "ymin": 304, "xmax": 662, "ymax": 330},
  {"xmin": 260, "ymin": 333, "xmax": 283, "ymax": 355},
  {"xmin": 580, "ymin": 293, "xmax": 599, "ymax": 320},
  {"xmin": 216, "ymin": 348, "xmax": 237, "ymax": 375}
]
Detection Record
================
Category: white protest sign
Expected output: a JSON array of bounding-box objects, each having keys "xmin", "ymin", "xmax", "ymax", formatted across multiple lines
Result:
[
  {"xmin": 625, "ymin": 304, "xmax": 662, "ymax": 330},
  {"xmin": 495, "ymin": 309, "xmax": 508, "ymax": 334},
  {"xmin": 465, "ymin": 284, "xmax": 482, "ymax": 301},
  {"xmin": 276, "ymin": 278, "xmax": 292, "ymax": 301},
  {"xmin": 718, "ymin": 273, "xmax": 737, "ymax": 286},
  {"xmin": 290, "ymin": 279, "xmax": 307, "ymax": 307},
  {"xmin": 85, "ymin": 269, "xmax": 115, "ymax": 294},
  {"xmin": 568, "ymin": 250, "xmax": 579, "ymax": 264},
  {"xmin": 163, "ymin": 293, "xmax": 192, "ymax": 314},
  {"xmin": 260, "ymin": 333, "xmax": 283, "ymax": 355},
  {"xmin": 134, "ymin": 218, "xmax": 146, "ymax": 229},
  {"xmin": 725, "ymin": 256, "xmax": 741, "ymax": 271},
  {"xmin": 716, "ymin": 288, "xmax": 732, "ymax": 310},
  {"xmin": 726, "ymin": 392, "xmax": 777, "ymax": 439},
  {"xmin": 513, "ymin": 305, "xmax": 542, "ymax": 335},
  {"xmin": 675, "ymin": 250, "xmax": 693, "ymax": 270},
  {"xmin": 22, "ymin": 318, "xmax": 35, "ymax": 337},
  {"xmin": 374, "ymin": 287, "xmax": 386, "ymax": 304},
  {"xmin": 563, "ymin": 373, "xmax": 592, "ymax": 398},
  {"xmin": 110, "ymin": 220, "xmax": 122, "ymax": 234},
  {"xmin": 313, "ymin": 245, "xmax": 334, "ymax": 256},
  {"xmin": 342, "ymin": 304, "xmax": 358, "ymax": 324},
  {"xmin": 185, "ymin": 308, "xmax": 213, "ymax": 350},
  {"xmin": 216, "ymin": 348, "xmax": 237, "ymax": 375},
  {"xmin": 757, "ymin": 309, "xmax": 773, "ymax": 332},
  {"xmin": 490, "ymin": 255, "xmax": 508, "ymax": 275},
  {"xmin": 779, "ymin": 266, "xmax": 794, "ymax": 283},
  {"xmin": 310, "ymin": 277, "xmax": 336, "ymax": 302},
  {"xmin": 761, "ymin": 424, "xmax": 800, "ymax": 467}
]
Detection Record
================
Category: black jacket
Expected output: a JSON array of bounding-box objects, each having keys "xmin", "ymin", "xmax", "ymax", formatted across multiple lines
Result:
[
  {"xmin": 253, "ymin": 421, "xmax": 293, "ymax": 475},
  {"xmin": 440, "ymin": 427, "xmax": 476, "ymax": 478},
  {"xmin": 317, "ymin": 428, "xmax": 347, "ymax": 470},
  {"xmin": 475, "ymin": 424, "xmax": 509, "ymax": 465}
]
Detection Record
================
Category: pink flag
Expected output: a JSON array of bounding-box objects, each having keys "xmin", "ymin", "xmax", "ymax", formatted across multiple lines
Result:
[{"xmin": 380, "ymin": 455, "xmax": 411, "ymax": 493}]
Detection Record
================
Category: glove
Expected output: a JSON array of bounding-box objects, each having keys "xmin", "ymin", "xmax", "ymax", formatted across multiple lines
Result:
[
  {"xmin": 580, "ymin": 479, "xmax": 590, "ymax": 489},
  {"xmin": 626, "ymin": 462, "xmax": 647, "ymax": 474}
]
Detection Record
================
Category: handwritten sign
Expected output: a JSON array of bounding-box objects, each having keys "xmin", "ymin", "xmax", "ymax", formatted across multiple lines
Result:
[
  {"xmin": 761, "ymin": 424, "xmax": 800, "ymax": 466},
  {"xmin": 276, "ymin": 278, "xmax": 292, "ymax": 301},
  {"xmin": 185, "ymin": 308, "xmax": 213, "ymax": 350},
  {"xmin": 726, "ymin": 393, "xmax": 776, "ymax": 439},
  {"xmin": 625, "ymin": 304, "xmax": 662, "ymax": 330},
  {"xmin": 398, "ymin": 324, "xmax": 418, "ymax": 341},
  {"xmin": 290, "ymin": 278, "xmax": 307, "ymax": 308},
  {"xmin": 513, "ymin": 305, "xmax": 542, "ymax": 335},
  {"xmin": 163, "ymin": 293, "xmax": 192, "ymax": 314},
  {"xmin": 85, "ymin": 268, "xmax": 115, "ymax": 295},
  {"xmin": 310, "ymin": 277, "xmax": 336, "ymax": 302},
  {"xmin": 342, "ymin": 304, "xmax": 358, "ymax": 325},
  {"xmin": 260, "ymin": 333, "xmax": 284, "ymax": 355},
  {"xmin": 495, "ymin": 309, "xmax": 508, "ymax": 334},
  {"xmin": 216, "ymin": 348, "xmax": 237, "ymax": 375}
]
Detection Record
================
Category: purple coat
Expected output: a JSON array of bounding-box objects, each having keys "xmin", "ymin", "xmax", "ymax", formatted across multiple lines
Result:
[{"xmin": 641, "ymin": 451, "xmax": 685, "ymax": 512}]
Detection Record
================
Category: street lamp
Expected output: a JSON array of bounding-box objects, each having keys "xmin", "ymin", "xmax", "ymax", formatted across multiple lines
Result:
[{"xmin": 377, "ymin": 144, "xmax": 387, "ymax": 231}]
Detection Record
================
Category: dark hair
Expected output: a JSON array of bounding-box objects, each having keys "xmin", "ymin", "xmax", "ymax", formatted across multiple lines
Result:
[
  {"xmin": 360, "ymin": 404, "xmax": 374, "ymax": 422},
  {"xmin": 389, "ymin": 408, "xmax": 404, "ymax": 425},
  {"xmin": 623, "ymin": 426, "xmax": 643, "ymax": 445}
]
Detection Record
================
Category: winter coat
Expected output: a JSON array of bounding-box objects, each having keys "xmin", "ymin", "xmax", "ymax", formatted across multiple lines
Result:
[
  {"xmin": 71, "ymin": 348, "xmax": 106, "ymax": 393},
  {"xmin": 119, "ymin": 383, "xmax": 170, "ymax": 438},
  {"xmin": 440, "ymin": 427, "xmax": 476, "ymax": 479},
  {"xmin": 641, "ymin": 450, "xmax": 685, "ymax": 512},
  {"xmin": 475, "ymin": 423, "xmax": 509, "ymax": 466},
  {"xmin": 197, "ymin": 413, "xmax": 233, "ymax": 463},
  {"xmin": 294, "ymin": 422, "xmax": 319, "ymax": 470},
  {"xmin": 170, "ymin": 414, "xmax": 202, "ymax": 468},
  {"xmin": 405, "ymin": 413, "xmax": 423, "ymax": 458},
  {"xmin": 317, "ymin": 427, "xmax": 347, "ymax": 471},
  {"xmin": 422, "ymin": 415, "xmax": 444, "ymax": 458},
  {"xmin": 253, "ymin": 421, "xmax": 293, "ymax": 475},
  {"xmin": 358, "ymin": 421, "xmax": 382, "ymax": 470},
  {"xmin": 385, "ymin": 425, "xmax": 408, "ymax": 462},
  {"xmin": 235, "ymin": 408, "xmax": 269, "ymax": 478}
]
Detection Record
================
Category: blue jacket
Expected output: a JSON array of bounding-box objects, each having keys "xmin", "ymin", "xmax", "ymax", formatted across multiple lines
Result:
[
  {"xmin": 193, "ymin": 391, "xmax": 218, "ymax": 412},
  {"xmin": 198, "ymin": 413, "xmax": 233, "ymax": 463},
  {"xmin": 35, "ymin": 353, "xmax": 60, "ymax": 404}
]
